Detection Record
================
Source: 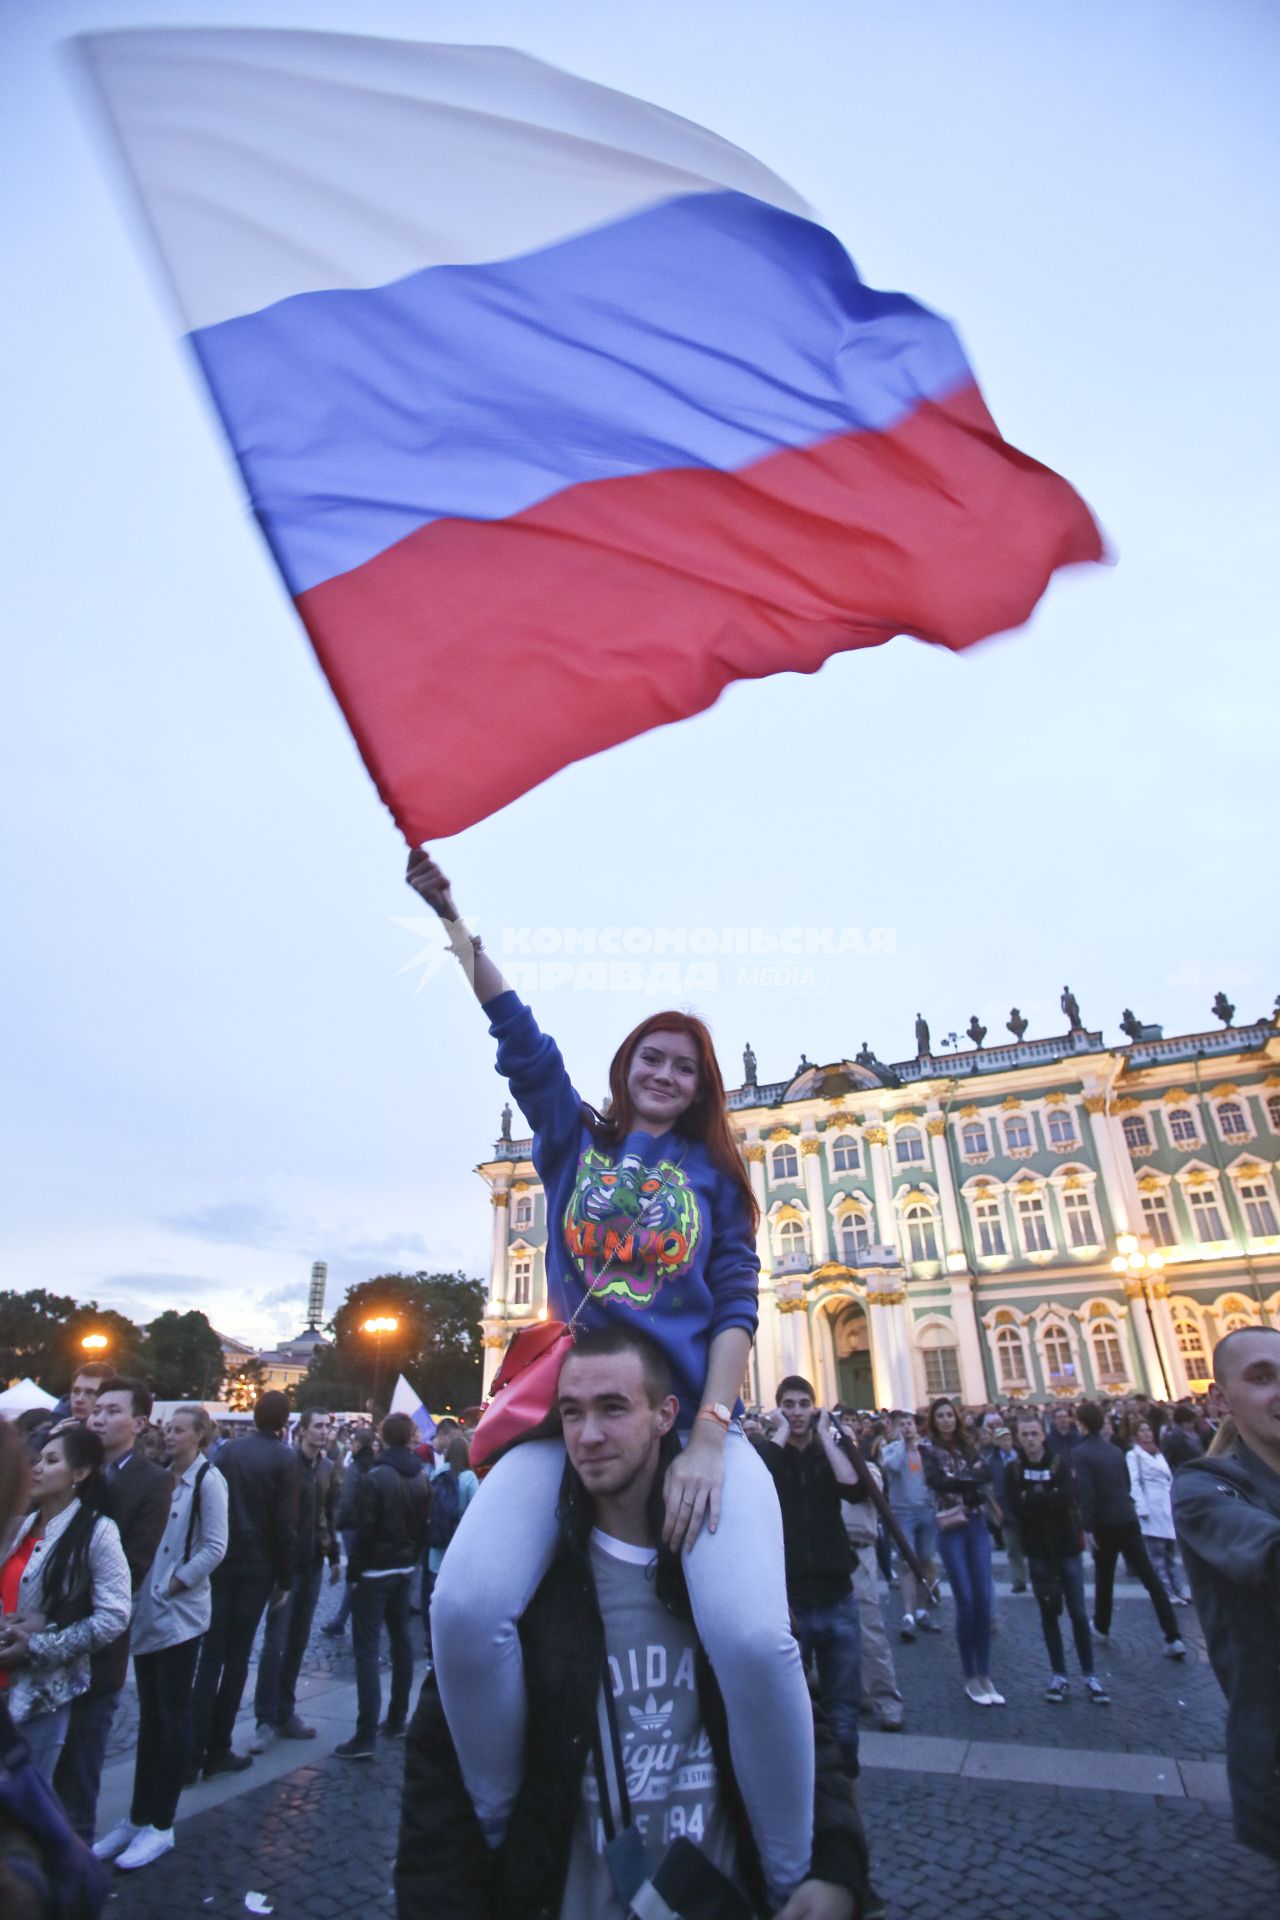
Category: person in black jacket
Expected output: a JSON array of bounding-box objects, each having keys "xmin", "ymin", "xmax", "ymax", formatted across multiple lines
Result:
[
  {"xmin": 1005, "ymin": 1412, "xmax": 1108, "ymax": 1704},
  {"xmin": 189, "ymin": 1390, "xmax": 299, "ymax": 1777},
  {"xmin": 1071, "ymin": 1401, "xmax": 1184, "ymax": 1657},
  {"xmin": 335, "ymin": 1412, "xmax": 428, "ymax": 1759},
  {"xmin": 396, "ymin": 1325, "xmax": 873, "ymax": 1920},
  {"xmin": 251, "ymin": 1408, "xmax": 341, "ymax": 1749}
]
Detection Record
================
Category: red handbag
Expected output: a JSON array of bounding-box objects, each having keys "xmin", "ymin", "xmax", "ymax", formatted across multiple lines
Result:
[{"xmin": 470, "ymin": 1147, "xmax": 686, "ymax": 1474}]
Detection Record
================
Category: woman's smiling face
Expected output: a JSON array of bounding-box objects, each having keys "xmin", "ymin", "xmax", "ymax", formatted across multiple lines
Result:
[{"xmin": 626, "ymin": 1030, "xmax": 700, "ymax": 1130}]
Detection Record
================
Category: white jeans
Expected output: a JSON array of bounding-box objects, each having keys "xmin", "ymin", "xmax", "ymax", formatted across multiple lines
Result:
[{"xmin": 431, "ymin": 1431, "xmax": 815, "ymax": 1898}]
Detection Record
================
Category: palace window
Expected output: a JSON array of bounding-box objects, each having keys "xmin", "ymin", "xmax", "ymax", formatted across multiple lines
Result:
[
  {"xmin": 771, "ymin": 1141, "xmax": 799, "ymax": 1182},
  {"xmin": 961, "ymin": 1121, "xmax": 990, "ymax": 1159},
  {"xmin": 1220, "ymin": 1306, "xmax": 1258, "ymax": 1334},
  {"xmin": 974, "ymin": 1200, "xmax": 1006, "ymax": 1257},
  {"xmin": 1268, "ymin": 1095, "xmax": 1280, "ymax": 1133},
  {"xmin": 1016, "ymin": 1192, "xmax": 1052, "ymax": 1254},
  {"xmin": 1122, "ymin": 1113, "xmax": 1152, "ymax": 1152},
  {"xmin": 1042, "ymin": 1323, "xmax": 1075, "ymax": 1386},
  {"xmin": 512, "ymin": 1194, "xmax": 533, "ymax": 1229},
  {"xmin": 1062, "ymin": 1189, "xmax": 1101, "ymax": 1248},
  {"xmin": 904, "ymin": 1203, "xmax": 939, "ymax": 1263},
  {"xmin": 1091, "ymin": 1320, "xmax": 1127, "ymax": 1384},
  {"xmin": 1140, "ymin": 1190, "xmax": 1178, "ymax": 1247},
  {"xmin": 1188, "ymin": 1187, "xmax": 1227, "ymax": 1244},
  {"xmin": 995, "ymin": 1325, "xmax": 1029, "ymax": 1389},
  {"xmin": 895, "ymin": 1126, "xmax": 925, "ymax": 1165},
  {"xmin": 1173, "ymin": 1310, "xmax": 1210, "ymax": 1383},
  {"xmin": 831, "ymin": 1134, "xmax": 860, "ymax": 1173},
  {"xmin": 510, "ymin": 1258, "xmax": 532, "ymax": 1308},
  {"xmin": 1239, "ymin": 1180, "xmax": 1279, "ymax": 1237},
  {"xmin": 1216, "ymin": 1101, "xmax": 1249, "ymax": 1140},
  {"xmin": 777, "ymin": 1217, "xmax": 809, "ymax": 1264},
  {"xmin": 918, "ymin": 1324, "xmax": 962, "ymax": 1398},
  {"xmin": 1167, "ymin": 1107, "xmax": 1199, "ymax": 1146},
  {"xmin": 838, "ymin": 1209, "xmax": 872, "ymax": 1264},
  {"xmin": 1004, "ymin": 1113, "xmax": 1033, "ymax": 1153},
  {"xmin": 1046, "ymin": 1108, "xmax": 1077, "ymax": 1148}
]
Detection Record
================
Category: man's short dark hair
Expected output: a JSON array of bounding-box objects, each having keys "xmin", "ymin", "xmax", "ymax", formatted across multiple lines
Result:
[
  {"xmin": 1172, "ymin": 1404, "xmax": 1200, "ymax": 1426},
  {"xmin": 1213, "ymin": 1325, "xmax": 1280, "ymax": 1383},
  {"xmin": 1076, "ymin": 1400, "xmax": 1105, "ymax": 1435},
  {"xmin": 254, "ymin": 1390, "xmax": 291, "ymax": 1435},
  {"xmin": 561, "ymin": 1324, "xmax": 673, "ymax": 1407},
  {"xmin": 71, "ymin": 1360, "xmax": 115, "ymax": 1387},
  {"xmin": 297, "ymin": 1406, "xmax": 329, "ymax": 1431},
  {"xmin": 96, "ymin": 1375, "xmax": 152, "ymax": 1420},
  {"xmin": 776, "ymin": 1375, "xmax": 816, "ymax": 1405},
  {"xmin": 380, "ymin": 1411, "xmax": 415, "ymax": 1449}
]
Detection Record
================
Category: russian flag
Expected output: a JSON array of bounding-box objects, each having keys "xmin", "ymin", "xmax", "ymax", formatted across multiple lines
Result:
[
  {"xmin": 389, "ymin": 1371, "xmax": 435, "ymax": 1445},
  {"xmin": 79, "ymin": 30, "xmax": 1102, "ymax": 841}
]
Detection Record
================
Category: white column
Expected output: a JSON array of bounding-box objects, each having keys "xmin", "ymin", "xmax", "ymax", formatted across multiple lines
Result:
[
  {"xmin": 1123, "ymin": 1283, "xmax": 1167, "ymax": 1397},
  {"xmin": 801, "ymin": 1137, "xmax": 831, "ymax": 1263},
  {"xmin": 809, "ymin": 1306, "xmax": 838, "ymax": 1405},
  {"xmin": 868, "ymin": 1290, "xmax": 915, "ymax": 1408},
  {"xmin": 948, "ymin": 1280, "xmax": 987, "ymax": 1403},
  {"xmin": 488, "ymin": 1186, "xmax": 510, "ymax": 1307},
  {"xmin": 1148, "ymin": 1286, "xmax": 1189, "ymax": 1397},
  {"xmin": 927, "ymin": 1113, "xmax": 963, "ymax": 1258},
  {"xmin": 1083, "ymin": 1091, "xmax": 1134, "ymax": 1237},
  {"xmin": 864, "ymin": 1121, "xmax": 899, "ymax": 1252}
]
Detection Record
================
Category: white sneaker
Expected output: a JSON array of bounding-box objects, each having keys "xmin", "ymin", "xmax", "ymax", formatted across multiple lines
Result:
[
  {"xmin": 978, "ymin": 1677, "xmax": 1006, "ymax": 1706},
  {"xmin": 964, "ymin": 1679, "xmax": 992, "ymax": 1706},
  {"xmin": 92, "ymin": 1819, "xmax": 139, "ymax": 1861},
  {"xmin": 250, "ymin": 1721, "xmax": 276, "ymax": 1753},
  {"xmin": 1164, "ymin": 1638, "xmax": 1187, "ymax": 1660},
  {"xmin": 116, "ymin": 1826, "xmax": 175, "ymax": 1870}
]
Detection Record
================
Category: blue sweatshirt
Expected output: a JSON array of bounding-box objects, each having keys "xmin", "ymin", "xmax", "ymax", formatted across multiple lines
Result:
[{"xmin": 485, "ymin": 992, "xmax": 759, "ymax": 1429}]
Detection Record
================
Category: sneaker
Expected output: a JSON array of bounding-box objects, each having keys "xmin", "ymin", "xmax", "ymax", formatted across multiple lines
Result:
[
  {"xmin": 979, "ymin": 1677, "xmax": 1006, "ymax": 1706},
  {"xmin": 379, "ymin": 1719, "xmax": 407, "ymax": 1739},
  {"xmin": 249, "ymin": 1722, "xmax": 275, "ymax": 1754},
  {"xmin": 899, "ymin": 1616, "xmax": 917, "ymax": 1641},
  {"xmin": 917, "ymin": 1612, "xmax": 941, "ymax": 1634},
  {"xmin": 1092, "ymin": 1627, "xmax": 1111, "ymax": 1645},
  {"xmin": 1011, "ymin": 1582, "xmax": 1028, "ymax": 1594},
  {"xmin": 334, "ymin": 1735, "xmax": 376, "ymax": 1760},
  {"xmin": 277, "ymin": 1716, "xmax": 317, "ymax": 1740},
  {"xmin": 1044, "ymin": 1676, "xmax": 1070, "ymax": 1703},
  {"xmin": 203, "ymin": 1750, "xmax": 253, "ymax": 1778},
  {"xmin": 1171, "ymin": 1594, "xmax": 1189, "ymax": 1607},
  {"xmin": 321, "ymin": 1620, "xmax": 347, "ymax": 1637},
  {"xmin": 1164, "ymin": 1638, "xmax": 1186, "ymax": 1660},
  {"xmin": 964, "ymin": 1679, "xmax": 992, "ymax": 1706},
  {"xmin": 1086, "ymin": 1677, "xmax": 1111, "ymax": 1704},
  {"xmin": 92, "ymin": 1819, "xmax": 140, "ymax": 1861},
  {"xmin": 116, "ymin": 1826, "xmax": 175, "ymax": 1870}
]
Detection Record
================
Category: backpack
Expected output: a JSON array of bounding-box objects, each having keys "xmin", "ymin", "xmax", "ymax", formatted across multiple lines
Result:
[
  {"xmin": 0, "ymin": 1700, "xmax": 107, "ymax": 1919},
  {"xmin": 425, "ymin": 1468, "xmax": 460, "ymax": 1550}
]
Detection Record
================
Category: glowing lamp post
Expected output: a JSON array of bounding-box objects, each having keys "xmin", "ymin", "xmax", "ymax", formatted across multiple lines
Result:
[
  {"xmin": 80, "ymin": 1333, "xmax": 110, "ymax": 1355},
  {"xmin": 361, "ymin": 1315, "xmax": 400, "ymax": 1409},
  {"xmin": 1110, "ymin": 1235, "xmax": 1170, "ymax": 1397}
]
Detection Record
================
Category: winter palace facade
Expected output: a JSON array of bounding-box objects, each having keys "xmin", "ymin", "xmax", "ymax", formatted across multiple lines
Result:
[{"xmin": 476, "ymin": 1004, "xmax": 1280, "ymax": 1411}]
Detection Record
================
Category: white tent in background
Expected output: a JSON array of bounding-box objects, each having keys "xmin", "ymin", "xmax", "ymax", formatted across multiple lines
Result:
[{"xmin": 0, "ymin": 1378, "xmax": 58, "ymax": 1416}]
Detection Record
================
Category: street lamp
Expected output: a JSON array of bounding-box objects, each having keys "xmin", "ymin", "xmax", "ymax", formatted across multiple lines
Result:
[
  {"xmin": 361, "ymin": 1315, "xmax": 400, "ymax": 1409},
  {"xmin": 79, "ymin": 1333, "xmax": 109, "ymax": 1355},
  {"xmin": 1110, "ymin": 1237, "xmax": 1170, "ymax": 1397}
]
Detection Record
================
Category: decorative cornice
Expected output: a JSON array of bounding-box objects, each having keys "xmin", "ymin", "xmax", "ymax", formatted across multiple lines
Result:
[
  {"xmin": 481, "ymin": 1333, "xmax": 506, "ymax": 1349},
  {"xmin": 1123, "ymin": 1279, "xmax": 1147, "ymax": 1301},
  {"xmin": 866, "ymin": 1287, "xmax": 908, "ymax": 1307},
  {"xmin": 490, "ymin": 1191, "xmax": 510, "ymax": 1208},
  {"xmin": 1213, "ymin": 1084, "xmax": 1240, "ymax": 1100},
  {"xmin": 1111, "ymin": 1096, "xmax": 1141, "ymax": 1114},
  {"xmin": 1044, "ymin": 1091, "xmax": 1067, "ymax": 1106},
  {"xmin": 897, "ymin": 1188, "xmax": 934, "ymax": 1208},
  {"xmin": 926, "ymin": 1116, "xmax": 948, "ymax": 1136},
  {"xmin": 1150, "ymin": 1280, "xmax": 1171, "ymax": 1300},
  {"xmin": 801, "ymin": 1137, "xmax": 823, "ymax": 1156},
  {"xmin": 1137, "ymin": 1172, "xmax": 1166, "ymax": 1192},
  {"xmin": 1083, "ymin": 1095, "xmax": 1107, "ymax": 1115},
  {"xmin": 893, "ymin": 1111, "xmax": 922, "ymax": 1128},
  {"xmin": 511, "ymin": 1180, "xmax": 530, "ymax": 1193},
  {"xmin": 1162, "ymin": 1087, "xmax": 1191, "ymax": 1105},
  {"xmin": 959, "ymin": 1105, "xmax": 981, "ymax": 1119},
  {"xmin": 1001, "ymin": 1095, "xmax": 1023, "ymax": 1110},
  {"xmin": 744, "ymin": 1144, "xmax": 766, "ymax": 1162},
  {"xmin": 864, "ymin": 1126, "xmax": 888, "ymax": 1146},
  {"xmin": 1236, "ymin": 1161, "xmax": 1265, "ymax": 1180},
  {"xmin": 767, "ymin": 1126, "xmax": 796, "ymax": 1144}
]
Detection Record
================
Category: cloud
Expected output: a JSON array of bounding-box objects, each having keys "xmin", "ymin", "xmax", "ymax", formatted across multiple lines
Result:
[
  {"xmin": 97, "ymin": 1272, "xmax": 225, "ymax": 1324},
  {"xmin": 161, "ymin": 1201, "xmax": 295, "ymax": 1247}
]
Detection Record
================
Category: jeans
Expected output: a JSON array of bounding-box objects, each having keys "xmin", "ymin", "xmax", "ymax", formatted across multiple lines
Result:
[
  {"xmin": 132, "ymin": 1636, "xmax": 202, "ymax": 1830},
  {"xmin": 1002, "ymin": 1515, "xmax": 1028, "ymax": 1587},
  {"xmin": 890, "ymin": 1506, "xmax": 938, "ymax": 1618},
  {"xmin": 432, "ymin": 1431, "xmax": 814, "ymax": 1903},
  {"xmin": 793, "ymin": 1592, "xmax": 861, "ymax": 1775},
  {"xmin": 53, "ymin": 1687, "xmax": 121, "ymax": 1841},
  {"xmin": 254, "ymin": 1565, "xmax": 323, "ymax": 1727},
  {"xmin": 936, "ymin": 1511, "xmax": 993, "ymax": 1679},
  {"xmin": 1028, "ymin": 1552, "xmax": 1094, "ymax": 1677},
  {"xmin": 328, "ymin": 1530, "xmax": 357, "ymax": 1630},
  {"xmin": 851, "ymin": 1552, "xmax": 903, "ymax": 1724},
  {"xmin": 20, "ymin": 1703, "xmax": 70, "ymax": 1782},
  {"xmin": 1147, "ymin": 1536, "xmax": 1186, "ymax": 1600},
  {"xmin": 191, "ymin": 1563, "xmax": 276, "ymax": 1761},
  {"xmin": 1092, "ymin": 1521, "xmax": 1178, "ymax": 1640},
  {"xmin": 352, "ymin": 1573, "xmax": 414, "ymax": 1739}
]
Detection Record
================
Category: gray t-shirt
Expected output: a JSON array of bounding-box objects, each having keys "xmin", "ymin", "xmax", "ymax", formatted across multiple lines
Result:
[{"xmin": 559, "ymin": 1530, "xmax": 740, "ymax": 1920}]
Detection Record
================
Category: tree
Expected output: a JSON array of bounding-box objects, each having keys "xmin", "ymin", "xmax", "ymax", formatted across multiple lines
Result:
[
  {"xmin": 0, "ymin": 1290, "xmax": 146, "ymax": 1392},
  {"xmin": 311, "ymin": 1271, "xmax": 486, "ymax": 1415},
  {"xmin": 142, "ymin": 1311, "xmax": 225, "ymax": 1400},
  {"xmin": 226, "ymin": 1356, "xmax": 267, "ymax": 1411}
]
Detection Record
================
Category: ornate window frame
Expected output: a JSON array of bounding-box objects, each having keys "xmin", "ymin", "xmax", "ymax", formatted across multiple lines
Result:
[
  {"xmin": 1229, "ymin": 1156, "xmax": 1280, "ymax": 1242},
  {"xmin": 1175, "ymin": 1163, "xmax": 1231, "ymax": 1247},
  {"xmin": 508, "ymin": 1242, "xmax": 535, "ymax": 1310},
  {"xmin": 1212, "ymin": 1088, "xmax": 1254, "ymax": 1144},
  {"xmin": 1043, "ymin": 1102, "xmax": 1080, "ymax": 1152},
  {"xmin": 1029, "ymin": 1302, "xmax": 1084, "ymax": 1396},
  {"xmin": 958, "ymin": 1110, "xmax": 992, "ymax": 1163},
  {"xmin": 770, "ymin": 1139, "xmax": 800, "ymax": 1184},
  {"xmin": 914, "ymin": 1314, "xmax": 963, "ymax": 1400},
  {"xmin": 829, "ymin": 1194, "xmax": 874, "ymax": 1265},
  {"xmin": 768, "ymin": 1199, "xmax": 811, "ymax": 1271},
  {"xmin": 1001, "ymin": 1103, "xmax": 1036, "ymax": 1158},
  {"xmin": 895, "ymin": 1184, "xmax": 941, "ymax": 1268},
  {"xmin": 1076, "ymin": 1298, "xmax": 1133, "ymax": 1392},
  {"xmin": 1136, "ymin": 1170, "xmax": 1179, "ymax": 1249},
  {"xmin": 1161, "ymin": 1092, "xmax": 1202, "ymax": 1150},
  {"xmin": 1121, "ymin": 1109, "xmax": 1155, "ymax": 1155},
  {"xmin": 1011, "ymin": 1176, "xmax": 1055, "ymax": 1261},
  {"xmin": 893, "ymin": 1121, "xmax": 927, "ymax": 1167},
  {"xmin": 961, "ymin": 1176, "xmax": 1011, "ymax": 1266},
  {"xmin": 1169, "ymin": 1296, "xmax": 1213, "ymax": 1388},
  {"xmin": 1048, "ymin": 1164, "xmax": 1104, "ymax": 1256},
  {"xmin": 982, "ymin": 1307, "xmax": 1033, "ymax": 1395}
]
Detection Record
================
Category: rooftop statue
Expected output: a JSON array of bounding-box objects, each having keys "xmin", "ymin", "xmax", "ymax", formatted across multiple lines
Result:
[
  {"xmin": 1007, "ymin": 1007, "xmax": 1029, "ymax": 1042},
  {"xmin": 1061, "ymin": 984, "xmax": 1082, "ymax": 1030}
]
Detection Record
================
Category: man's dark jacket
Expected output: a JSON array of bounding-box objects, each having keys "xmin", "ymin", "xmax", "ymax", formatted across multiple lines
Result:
[
  {"xmin": 1161, "ymin": 1423, "xmax": 1204, "ymax": 1470},
  {"xmin": 1174, "ymin": 1442, "xmax": 1280, "ymax": 1861},
  {"xmin": 292, "ymin": 1449, "xmax": 340, "ymax": 1576},
  {"xmin": 349, "ymin": 1446, "xmax": 428, "ymax": 1580},
  {"xmin": 1070, "ymin": 1433, "xmax": 1136, "ymax": 1533},
  {"xmin": 92, "ymin": 1444, "xmax": 170, "ymax": 1693},
  {"xmin": 395, "ymin": 1461, "xmax": 869, "ymax": 1920},
  {"xmin": 214, "ymin": 1430, "xmax": 299, "ymax": 1587},
  {"xmin": 759, "ymin": 1433, "xmax": 865, "ymax": 1607}
]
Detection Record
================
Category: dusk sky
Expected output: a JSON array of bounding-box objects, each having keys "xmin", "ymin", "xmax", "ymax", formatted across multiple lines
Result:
[{"xmin": 2, "ymin": 0, "xmax": 1276, "ymax": 1353}]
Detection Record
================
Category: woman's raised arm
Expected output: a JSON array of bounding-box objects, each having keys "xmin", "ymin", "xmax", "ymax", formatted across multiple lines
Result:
[{"xmin": 406, "ymin": 849, "xmax": 509, "ymax": 1005}]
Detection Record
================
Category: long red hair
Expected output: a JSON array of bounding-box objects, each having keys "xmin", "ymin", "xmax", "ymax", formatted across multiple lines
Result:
[{"xmin": 591, "ymin": 1012, "xmax": 759, "ymax": 1234}]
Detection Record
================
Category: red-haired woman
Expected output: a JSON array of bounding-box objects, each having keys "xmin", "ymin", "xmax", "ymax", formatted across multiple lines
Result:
[{"xmin": 407, "ymin": 854, "xmax": 813, "ymax": 1908}]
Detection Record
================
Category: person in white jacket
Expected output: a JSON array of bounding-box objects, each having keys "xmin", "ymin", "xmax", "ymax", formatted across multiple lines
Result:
[
  {"xmin": 0, "ymin": 1423, "xmax": 130, "ymax": 1780},
  {"xmin": 1126, "ymin": 1421, "xmax": 1187, "ymax": 1604},
  {"xmin": 95, "ymin": 1403, "xmax": 230, "ymax": 1872}
]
